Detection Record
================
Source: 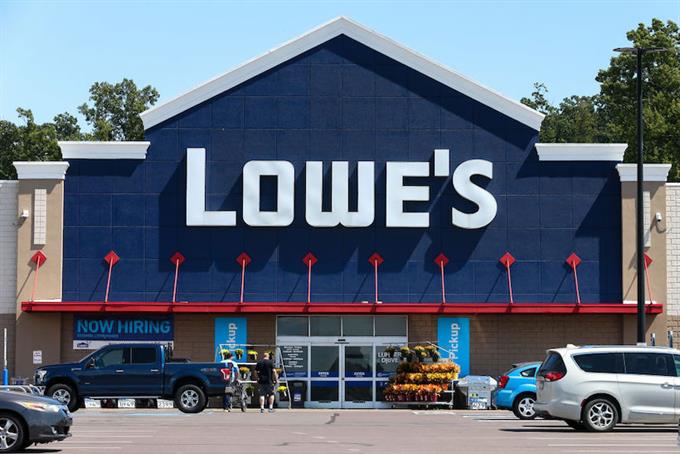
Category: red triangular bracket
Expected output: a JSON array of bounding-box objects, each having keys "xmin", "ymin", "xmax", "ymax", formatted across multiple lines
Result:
[
  {"xmin": 368, "ymin": 252, "xmax": 384, "ymax": 267},
  {"xmin": 31, "ymin": 251, "xmax": 47, "ymax": 265},
  {"xmin": 303, "ymin": 252, "xmax": 318, "ymax": 267},
  {"xmin": 236, "ymin": 252, "xmax": 251, "ymax": 267},
  {"xmin": 566, "ymin": 253, "xmax": 581, "ymax": 268},
  {"xmin": 644, "ymin": 253, "xmax": 653, "ymax": 268},
  {"xmin": 434, "ymin": 253, "xmax": 449, "ymax": 267},
  {"xmin": 170, "ymin": 252, "xmax": 186, "ymax": 266},
  {"xmin": 104, "ymin": 250, "xmax": 120, "ymax": 267},
  {"xmin": 499, "ymin": 252, "xmax": 515, "ymax": 268}
]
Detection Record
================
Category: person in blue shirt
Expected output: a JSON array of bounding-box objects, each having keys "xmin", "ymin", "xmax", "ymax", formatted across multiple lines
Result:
[{"xmin": 221, "ymin": 351, "xmax": 240, "ymax": 411}]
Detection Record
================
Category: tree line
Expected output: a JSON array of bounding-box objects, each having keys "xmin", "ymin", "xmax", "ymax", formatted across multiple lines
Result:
[{"xmin": 0, "ymin": 19, "xmax": 678, "ymax": 180}]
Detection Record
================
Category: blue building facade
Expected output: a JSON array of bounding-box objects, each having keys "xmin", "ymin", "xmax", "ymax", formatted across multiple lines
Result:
[{"xmin": 61, "ymin": 33, "xmax": 622, "ymax": 306}]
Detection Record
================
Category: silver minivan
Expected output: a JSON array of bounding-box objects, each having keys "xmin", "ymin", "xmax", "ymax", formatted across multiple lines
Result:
[{"xmin": 534, "ymin": 345, "xmax": 680, "ymax": 431}]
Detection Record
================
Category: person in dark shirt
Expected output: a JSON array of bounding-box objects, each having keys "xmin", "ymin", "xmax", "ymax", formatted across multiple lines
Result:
[{"xmin": 255, "ymin": 352, "xmax": 278, "ymax": 413}]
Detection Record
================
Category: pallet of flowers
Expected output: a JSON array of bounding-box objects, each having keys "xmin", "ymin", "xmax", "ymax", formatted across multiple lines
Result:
[{"xmin": 383, "ymin": 345, "xmax": 461, "ymax": 404}]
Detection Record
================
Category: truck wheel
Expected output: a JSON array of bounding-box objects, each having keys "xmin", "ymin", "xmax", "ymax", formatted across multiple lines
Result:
[
  {"xmin": 582, "ymin": 398, "xmax": 618, "ymax": 432},
  {"xmin": 0, "ymin": 412, "xmax": 25, "ymax": 453},
  {"xmin": 175, "ymin": 384, "xmax": 206, "ymax": 413},
  {"xmin": 512, "ymin": 393, "xmax": 537, "ymax": 420},
  {"xmin": 46, "ymin": 383, "xmax": 80, "ymax": 412}
]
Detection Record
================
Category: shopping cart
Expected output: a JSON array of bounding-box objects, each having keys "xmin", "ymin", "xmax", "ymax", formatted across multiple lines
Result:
[{"xmin": 225, "ymin": 379, "xmax": 247, "ymax": 412}]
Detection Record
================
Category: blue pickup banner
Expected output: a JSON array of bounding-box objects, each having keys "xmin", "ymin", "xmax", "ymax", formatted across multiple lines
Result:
[
  {"xmin": 214, "ymin": 317, "xmax": 247, "ymax": 362},
  {"xmin": 437, "ymin": 317, "xmax": 470, "ymax": 377},
  {"xmin": 73, "ymin": 315, "xmax": 174, "ymax": 341}
]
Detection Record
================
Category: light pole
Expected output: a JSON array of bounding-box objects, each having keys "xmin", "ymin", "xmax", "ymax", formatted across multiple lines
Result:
[{"xmin": 613, "ymin": 46, "xmax": 668, "ymax": 344}]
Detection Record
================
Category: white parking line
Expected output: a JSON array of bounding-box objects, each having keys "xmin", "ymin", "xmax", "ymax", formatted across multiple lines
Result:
[
  {"xmin": 62, "ymin": 441, "xmax": 133, "ymax": 444},
  {"xmin": 551, "ymin": 444, "xmax": 673, "ymax": 447},
  {"xmin": 560, "ymin": 451, "xmax": 679, "ymax": 453},
  {"xmin": 54, "ymin": 447, "xmax": 122, "ymax": 450},
  {"xmin": 72, "ymin": 435, "xmax": 151, "ymax": 438}
]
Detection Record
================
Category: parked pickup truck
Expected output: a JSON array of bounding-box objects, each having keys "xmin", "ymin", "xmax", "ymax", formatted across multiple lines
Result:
[{"xmin": 34, "ymin": 344, "xmax": 231, "ymax": 413}]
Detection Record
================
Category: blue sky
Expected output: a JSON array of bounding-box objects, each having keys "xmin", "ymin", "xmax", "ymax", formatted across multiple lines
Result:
[{"xmin": 0, "ymin": 1, "xmax": 678, "ymax": 125}]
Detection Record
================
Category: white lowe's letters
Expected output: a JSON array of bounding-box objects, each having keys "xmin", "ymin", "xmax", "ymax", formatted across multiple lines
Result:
[
  {"xmin": 386, "ymin": 162, "xmax": 430, "ymax": 228},
  {"xmin": 451, "ymin": 159, "xmax": 497, "ymax": 229},
  {"xmin": 186, "ymin": 148, "xmax": 236, "ymax": 226},
  {"xmin": 305, "ymin": 161, "xmax": 375, "ymax": 227},
  {"xmin": 242, "ymin": 161, "xmax": 295, "ymax": 226},
  {"xmin": 185, "ymin": 149, "xmax": 497, "ymax": 229}
]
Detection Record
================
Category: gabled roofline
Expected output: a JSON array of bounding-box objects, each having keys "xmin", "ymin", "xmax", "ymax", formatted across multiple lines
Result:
[{"xmin": 140, "ymin": 16, "xmax": 544, "ymax": 131}]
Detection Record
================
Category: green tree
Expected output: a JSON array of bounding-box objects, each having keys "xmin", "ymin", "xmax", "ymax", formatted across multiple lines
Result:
[
  {"xmin": 524, "ymin": 19, "xmax": 680, "ymax": 180},
  {"xmin": 0, "ymin": 78, "xmax": 159, "ymax": 179},
  {"xmin": 53, "ymin": 112, "xmax": 82, "ymax": 141},
  {"xmin": 596, "ymin": 19, "xmax": 680, "ymax": 179},
  {"xmin": 522, "ymin": 84, "xmax": 603, "ymax": 143},
  {"xmin": 78, "ymin": 78, "xmax": 159, "ymax": 141}
]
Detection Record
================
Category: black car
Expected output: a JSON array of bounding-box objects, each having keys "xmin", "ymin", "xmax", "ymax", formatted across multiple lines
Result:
[{"xmin": 0, "ymin": 391, "xmax": 72, "ymax": 452}]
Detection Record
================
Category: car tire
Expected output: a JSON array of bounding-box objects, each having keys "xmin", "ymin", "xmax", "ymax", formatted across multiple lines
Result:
[
  {"xmin": 582, "ymin": 398, "xmax": 618, "ymax": 432},
  {"xmin": 565, "ymin": 419, "xmax": 586, "ymax": 430},
  {"xmin": 0, "ymin": 412, "xmax": 25, "ymax": 453},
  {"xmin": 512, "ymin": 393, "xmax": 537, "ymax": 420},
  {"xmin": 175, "ymin": 384, "xmax": 206, "ymax": 413},
  {"xmin": 46, "ymin": 383, "xmax": 80, "ymax": 412}
]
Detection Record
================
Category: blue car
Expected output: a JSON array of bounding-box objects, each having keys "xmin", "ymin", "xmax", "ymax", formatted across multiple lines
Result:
[{"xmin": 495, "ymin": 362, "xmax": 541, "ymax": 419}]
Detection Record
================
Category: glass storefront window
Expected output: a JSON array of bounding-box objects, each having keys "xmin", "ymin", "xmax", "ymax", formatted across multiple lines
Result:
[
  {"xmin": 342, "ymin": 316, "xmax": 373, "ymax": 336},
  {"xmin": 345, "ymin": 381, "xmax": 372, "ymax": 402},
  {"xmin": 310, "ymin": 316, "xmax": 341, "ymax": 336},
  {"xmin": 310, "ymin": 381, "xmax": 339, "ymax": 401},
  {"xmin": 375, "ymin": 381, "xmax": 390, "ymax": 401},
  {"xmin": 279, "ymin": 345, "xmax": 308, "ymax": 378},
  {"xmin": 344, "ymin": 346, "xmax": 373, "ymax": 378},
  {"xmin": 311, "ymin": 346, "xmax": 339, "ymax": 377},
  {"xmin": 277, "ymin": 316, "xmax": 308, "ymax": 336},
  {"xmin": 375, "ymin": 316, "xmax": 407, "ymax": 336},
  {"xmin": 376, "ymin": 346, "xmax": 401, "ymax": 377}
]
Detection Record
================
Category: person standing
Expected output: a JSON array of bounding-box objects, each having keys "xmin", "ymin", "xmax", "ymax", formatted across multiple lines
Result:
[
  {"xmin": 255, "ymin": 352, "xmax": 278, "ymax": 413},
  {"xmin": 221, "ymin": 354, "xmax": 239, "ymax": 411}
]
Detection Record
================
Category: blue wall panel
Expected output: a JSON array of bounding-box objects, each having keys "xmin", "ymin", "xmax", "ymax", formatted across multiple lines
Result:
[{"xmin": 62, "ymin": 35, "xmax": 622, "ymax": 304}]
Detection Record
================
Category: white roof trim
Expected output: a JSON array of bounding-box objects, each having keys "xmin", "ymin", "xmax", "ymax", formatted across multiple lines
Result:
[
  {"xmin": 140, "ymin": 16, "xmax": 544, "ymax": 131},
  {"xmin": 59, "ymin": 141, "xmax": 150, "ymax": 160},
  {"xmin": 13, "ymin": 162, "xmax": 70, "ymax": 180},
  {"xmin": 616, "ymin": 163, "xmax": 672, "ymax": 182},
  {"xmin": 536, "ymin": 143, "xmax": 627, "ymax": 162}
]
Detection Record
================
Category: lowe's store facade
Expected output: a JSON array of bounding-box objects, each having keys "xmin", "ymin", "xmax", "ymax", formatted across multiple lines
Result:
[{"xmin": 4, "ymin": 18, "xmax": 675, "ymax": 408}]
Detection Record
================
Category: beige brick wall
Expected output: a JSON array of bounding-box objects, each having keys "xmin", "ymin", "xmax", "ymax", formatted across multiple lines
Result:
[
  {"xmin": 407, "ymin": 314, "xmax": 625, "ymax": 376},
  {"xmin": 667, "ymin": 184, "xmax": 680, "ymax": 316},
  {"xmin": 0, "ymin": 182, "xmax": 18, "ymax": 315}
]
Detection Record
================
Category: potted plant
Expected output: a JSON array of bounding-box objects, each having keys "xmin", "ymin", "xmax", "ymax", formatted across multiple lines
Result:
[
  {"xmin": 414, "ymin": 346, "xmax": 427, "ymax": 361},
  {"xmin": 220, "ymin": 348, "xmax": 231, "ymax": 361},
  {"xmin": 277, "ymin": 385, "xmax": 288, "ymax": 400},
  {"xmin": 384, "ymin": 346, "xmax": 396, "ymax": 357},
  {"xmin": 234, "ymin": 348, "xmax": 244, "ymax": 360},
  {"xmin": 399, "ymin": 346, "xmax": 410, "ymax": 360},
  {"xmin": 265, "ymin": 350, "xmax": 275, "ymax": 361},
  {"xmin": 247, "ymin": 350, "xmax": 258, "ymax": 361},
  {"xmin": 239, "ymin": 366, "xmax": 251, "ymax": 380}
]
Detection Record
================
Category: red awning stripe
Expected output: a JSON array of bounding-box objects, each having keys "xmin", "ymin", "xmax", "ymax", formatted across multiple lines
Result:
[{"xmin": 21, "ymin": 301, "xmax": 664, "ymax": 315}]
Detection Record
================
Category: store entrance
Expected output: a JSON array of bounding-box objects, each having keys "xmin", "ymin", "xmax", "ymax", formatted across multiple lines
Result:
[{"xmin": 276, "ymin": 316, "xmax": 407, "ymax": 409}]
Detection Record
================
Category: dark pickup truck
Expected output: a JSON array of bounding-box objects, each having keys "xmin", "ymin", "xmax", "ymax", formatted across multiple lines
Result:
[{"xmin": 34, "ymin": 344, "xmax": 231, "ymax": 413}]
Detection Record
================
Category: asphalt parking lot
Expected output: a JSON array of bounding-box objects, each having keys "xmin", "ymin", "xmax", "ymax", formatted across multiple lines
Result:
[{"xmin": 27, "ymin": 409, "xmax": 679, "ymax": 454}]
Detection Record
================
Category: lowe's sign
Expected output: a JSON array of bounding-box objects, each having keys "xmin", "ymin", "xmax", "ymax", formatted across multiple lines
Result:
[
  {"xmin": 187, "ymin": 148, "xmax": 497, "ymax": 229},
  {"xmin": 74, "ymin": 315, "xmax": 174, "ymax": 342}
]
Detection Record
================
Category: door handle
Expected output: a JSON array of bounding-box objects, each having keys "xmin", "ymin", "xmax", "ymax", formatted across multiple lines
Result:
[
  {"xmin": 661, "ymin": 382, "xmax": 673, "ymax": 389},
  {"xmin": 150, "ymin": 369, "xmax": 159, "ymax": 373},
  {"xmin": 115, "ymin": 369, "xmax": 124, "ymax": 373}
]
